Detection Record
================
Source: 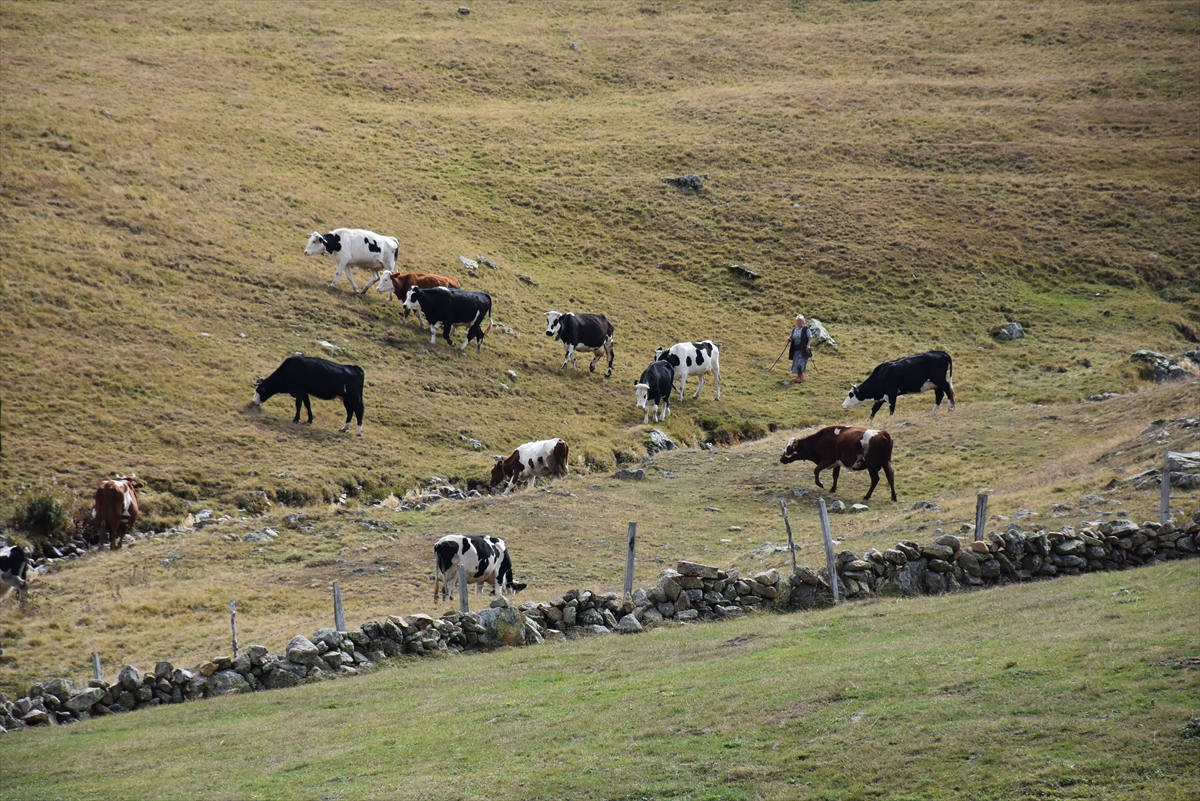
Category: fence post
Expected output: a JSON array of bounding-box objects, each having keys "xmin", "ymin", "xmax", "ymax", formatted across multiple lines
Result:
[
  {"xmin": 974, "ymin": 493, "xmax": 989, "ymax": 543},
  {"xmin": 91, "ymin": 652, "xmax": 102, "ymax": 683},
  {"xmin": 333, "ymin": 581, "xmax": 346, "ymax": 633},
  {"xmin": 624, "ymin": 522, "xmax": 637, "ymax": 599},
  {"xmin": 779, "ymin": 500, "xmax": 798, "ymax": 575},
  {"xmin": 1160, "ymin": 456, "xmax": 1171, "ymax": 526},
  {"xmin": 230, "ymin": 600, "xmax": 239, "ymax": 658},
  {"xmin": 817, "ymin": 497, "xmax": 839, "ymax": 603},
  {"xmin": 458, "ymin": 565, "xmax": 469, "ymax": 614}
]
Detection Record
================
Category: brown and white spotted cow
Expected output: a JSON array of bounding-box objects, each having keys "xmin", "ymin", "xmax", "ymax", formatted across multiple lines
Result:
[
  {"xmin": 93, "ymin": 476, "xmax": 144, "ymax": 550},
  {"xmin": 780, "ymin": 426, "xmax": 897, "ymax": 501},
  {"xmin": 490, "ymin": 438, "xmax": 569, "ymax": 495}
]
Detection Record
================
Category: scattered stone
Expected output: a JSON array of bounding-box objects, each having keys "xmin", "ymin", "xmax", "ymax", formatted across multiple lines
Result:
[
  {"xmin": 807, "ymin": 318, "xmax": 837, "ymax": 349},
  {"xmin": 614, "ymin": 468, "xmax": 645, "ymax": 480},
  {"xmin": 458, "ymin": 6, "xmax": 470, "ymax": 14},
  {"xmin": 660, "ymin": 174, "xmax": 705, "ymax": 190},
  {"xmin": 992, "ymin": 322, "xmax": 1024, "ymax": 341},
  {"xmin": 286, "ymin": 636, "xmax": 320, "ymax": 666},
  {"xmin": 849, "ymin": 503, "xmax": 870, "ymax": 513},
  {"xmin": 829, "ymin": 500, "xmax": 846, "ymax": 513},
  {"xmin": 646, "ymin": 429, "xmax": 676, "ymax": 454},
  {"xmin": 568, "ymin": 41, "xmax": 581, "ymax": 51}
]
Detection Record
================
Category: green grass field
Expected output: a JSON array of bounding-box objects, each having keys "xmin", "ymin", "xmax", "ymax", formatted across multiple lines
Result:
[{"xmin": 1, "ymin": 0, "xmax": 1198, "ymax": 796}]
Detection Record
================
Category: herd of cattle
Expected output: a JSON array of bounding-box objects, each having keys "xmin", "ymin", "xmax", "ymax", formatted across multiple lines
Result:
[{"xmin": 0, "ymin": 227, "xmax": 960, "ymax": 609}]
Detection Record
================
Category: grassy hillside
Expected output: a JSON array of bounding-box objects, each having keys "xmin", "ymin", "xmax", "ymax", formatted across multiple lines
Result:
[
  {"xmin": 2, "ymin": 0, "xmax": 1197, "ymax": 516},
  {"xmin": 2, "ymin": 561, "xmax": 1197, "ymax": 800}
]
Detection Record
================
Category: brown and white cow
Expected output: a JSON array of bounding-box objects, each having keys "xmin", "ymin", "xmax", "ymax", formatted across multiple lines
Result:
[
  {"xmin": 93, "ymin": 476, "xmax": 145, "ymax": 550},
  {"xmin": 780, "ymin": 426, "xmax": 896, "ymax": 501},
  {"xmin": 490, "ymin": 438, "xmax": 569, "ymax": 495},
  {"xmin": 377, "ymin": 271, "xmax": 462, "ymax": 327}
]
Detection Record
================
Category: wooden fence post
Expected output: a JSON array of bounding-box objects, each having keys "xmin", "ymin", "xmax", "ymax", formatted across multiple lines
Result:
[
  {"xmin": 91, "ymin": 652, "xmax": 102, "ymax": 683},
  {"xmin": 1161, "ymin": 456, "xmax": 1171, "ymax": 526},
  {"xmin": 779, "ymin": 500, "xmax": 798, "ymax": 575},
  {"xmin": 975, "ymin": 493, "xmax": 989, "ymax": 543},
  {"xmin": 624, "ymin": 522, "xmax": 637, "ymax": 599},
  {"xmin": 817, "ymin": 497, "xmax": 839, "ymax": 603},
  {"xmin": 333, "ymin": 581, "xmax": 346, "ymax": 633},
  {"xmin": 458, "ymin": 565, "xmax": 469, "ymax": 614},
  {"xmin": 230, "ymin": 600, "xmax": 239, "ymax": 657}
]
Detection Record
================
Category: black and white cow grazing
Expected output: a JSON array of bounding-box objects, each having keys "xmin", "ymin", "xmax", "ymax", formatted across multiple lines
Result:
[
  {"xmin": 433, "ymin": 535, "xmax": 526, "ymax": 602},
  {"xmin": 544, "ymin": 311, "xmax": 615, "ymax": 378},
  {"xmin": 253, "ymin": 355, "xmax": 366, "ymax": 435},
  {"xmin": 655, "ymin": 340, "xmax": 721, "ymax": 401},
  {"xmin": 0, "ymin": 545, "xmax": 30, "ymax": 603},
  {"xmin": 842, "ymin": 350, "xmax": 955, "ymax": 420},
  {"xmin": 490, "ymin": 438, "xmax": 570, "ymax": 495},
  {"xmin": 634, "ymin": 359, "xmax": 675, "ymax": 424},
  {"xmin": 304, "ymin": 228, "xmax": 399, "ymax": 294},
  {"xmin": 403, "ymin": 286, "xmax": 493, "ymax": 353}
]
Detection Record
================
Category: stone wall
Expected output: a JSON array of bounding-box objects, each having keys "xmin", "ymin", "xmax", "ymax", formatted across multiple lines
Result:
[{"xmin": 2, "ymin": 513, "xmax": 1197, "ymax": 734}]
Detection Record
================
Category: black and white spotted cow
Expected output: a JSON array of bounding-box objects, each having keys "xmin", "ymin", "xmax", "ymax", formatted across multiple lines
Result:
[
  {"xmin": 433, "ymin": 534, "xmax": 526, "ymax": 602},
  {"xmin": 544, "ymin": 311, "xmax": 615, "ymax": 378},
  {"xmin": 842, "ymin": 350, "xmax": 956, "ymax": 419},
  {"xmin": 655, "ymin": 340, "xmax": 721, "ymax": 401},
  {"xmin": 634, "ymin": 359, "xmax": 675, "ymax": 424},
  {"xmin": 304, "ymin": 228, "xmax": 399, "ymax": 294},
  {"xmin": 402, "ymin": 286, "xmax": 493, "ymax": 353},
  {"xmin": 0, "ymin": 545, "xmax": 30, "ymax": 603}
]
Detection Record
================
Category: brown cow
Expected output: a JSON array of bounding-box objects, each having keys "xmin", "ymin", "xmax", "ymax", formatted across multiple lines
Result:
[
  {"xmin": 378, "ymin": 271, "xmax": 461, "ymax": 327},
  {"xmin": 780, "ymin": 426, "xmax": 896, "ymax": 501},
  {"xmin": 93, "ymin": 477, "xmax": 144, "ymax": 550},
  {"xmin": 490, "ymin": 438, "xmax": 569, "ymax": 496}
]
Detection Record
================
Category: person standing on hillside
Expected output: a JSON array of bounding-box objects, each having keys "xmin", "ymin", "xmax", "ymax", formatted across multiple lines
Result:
[{"xmin": 788, "ymin": 314, "xmax": 812, "ymax": 384}]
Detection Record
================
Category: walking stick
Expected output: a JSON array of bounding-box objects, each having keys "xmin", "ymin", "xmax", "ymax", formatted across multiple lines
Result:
[{"xmin": 768, "ymin": 341, "xmax": 789, "ymax": 371}]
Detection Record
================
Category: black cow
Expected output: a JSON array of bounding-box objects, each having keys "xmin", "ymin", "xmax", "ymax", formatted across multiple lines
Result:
[
  {"xmin": 544, "ymin": 311, "xmax": 615, "ymax": 377},
  {"xmin": 842, "ymin": 350, "xmax": 955, "ymax": 419},
  {"xmin": 402, "ymin": 286, "xmax": 493, "ymax": 353},
  {"xmin": 634, "ymin": 359, "xmax": 676, "ymax": 424},
  {"xmin": 0, "ymin": 545, "xmax": 30, "ymax": 603},
  {"xmin": 253, "ymin": 355, "xmax": 365, "ymax": 435}
]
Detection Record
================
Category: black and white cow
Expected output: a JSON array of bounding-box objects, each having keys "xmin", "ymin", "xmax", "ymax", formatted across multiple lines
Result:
[
  {"xmin": 304, "ymin": 228, "xmax": 399, "ymax": 294},
  {"xmin": 253, "ymin": 355, "xmax": 366, "ymax": 435},
  {"xmin": 433, "ymin": 534, "xmax": 526, "ymax": 602},
  {"xmin": 655, "ymin": 340, "xmax": 721, "ymax": 401},
  {"xmin": 0, "ymin": 545, "xmax": 30, "ymax": 603},
  {"xmin": 842, "ymin": 350, "xmax": 956, "ymax": 419},
  {"xmin": 402, "ymin": 286, "xmax": 493, "ymax": 353},
  {"xmin": 544, "ymin": 311, "xmax": 615, "ymax": 378},
  {"xmin": 634, "ymin": 359, "xmax": 675, "ymax": 424}
]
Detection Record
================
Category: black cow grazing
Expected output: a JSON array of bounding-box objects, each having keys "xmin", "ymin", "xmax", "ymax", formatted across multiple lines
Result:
[
  {"xmin": 434, "ymin": 534, "xmax": 526, "ymax": 602},
  {"xmin": 253, "ymin": 355, "xmax": 365, "ymax": 435},
  {"xmin": 634, "ymin": 359, "xmax": 676, "ymax": 424},
  {"xmin": 842, "ymin": 350, "xmax": 955, "ymax": 419},
  {"xmin": 0, "ymin": 545, "xmax": 30, "ymax": 604},
  {"xmin": 780, "ymin": 425, "xmax": 897, "ymax": 501},
  {"xmin": 403, "ymin": 286, "xmax": 493, "ymax": 353},
  {"xmin": 544, "ymin": 311, "xmax": 615, "ymax": 378}
]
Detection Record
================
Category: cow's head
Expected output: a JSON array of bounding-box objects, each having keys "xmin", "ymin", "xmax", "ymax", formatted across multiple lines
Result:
[
  {"xmin": 304, "ymin": 231, "xmax": 339, "ymax": 256},
  {"xmin": 842, "ymin": 384, "xmax": 863, "ymax": 410},
  {"xmin": 402, "ymin": 286, "xmax": 423, "ymax": 311},
  {"xmin": 375, "ymin": 270, "xmax": 395, "ymax": 293},
  {"xmin": 780, "ymin": 436, "xmax": 811, "ymax": 465},
  {"xmin": 489, "ymin": 456, "xmax": 508, "ymax": 488},
  {"xmin": 505, "ymin": 579, "xmax": 528, "ymax": 594},
  {"xmin": 634, "ymin": 382, "xmax": 650, "ymax": 410},
  {"xmin": 544, "ymin": 311, "xmax": 562, "ymax": 338}
]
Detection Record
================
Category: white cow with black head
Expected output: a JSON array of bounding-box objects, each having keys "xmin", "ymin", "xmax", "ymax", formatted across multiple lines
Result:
[{"xmin": 304, "ymin": 228, "xmax": 399, "ymax": 294}]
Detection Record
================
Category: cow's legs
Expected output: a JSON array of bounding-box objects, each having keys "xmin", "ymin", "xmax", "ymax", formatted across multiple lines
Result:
[
  {"xmin": 358, "ymin": 270, "xmax": 383, "ymax": 295},
  {"xmin": 830, "ymin": 465, "xmax": 842, "ymax": 493},
  {"xmin": 527, "ymin": 475, "xmax": 536, "ymax": 491},
  {"xmin": 643, "ymin": 406, "xmax": 651, "ymax": 425},
  {"xmin": 604, "ymin": 342, "xmax": 614, "ymax": 378},
  {"xmin": 884, "ymin": 460, "xmax": 897, "ymax": 501},
  {"xmin": 588, "ymin": 350, "xmax": 601, "ymax": 373},
  {"xmin": 560, "ymin": 344, "xmax": 573, "ymax": 370},
  {"xmin": 888, "ymin": 396, "xmax": 898, "ymax": 417},
  {"xmin": 300, "ymin": 395, "xmax": 314, "ymax": 424},
  {"xmin": 344, "ymin": 266, "xmax": 361, "ymax": 293},
  {"xmin": 678, "ymin": 374, "xmax": 688, "ymax": 401},
  {"xmin": 863, "ymin": 468, "xmax": 880, "ymax": 501},
  {"xmin": 292, "ymin": 396, "xmax": 304, "ymax": 423},
  {"xmin": 712, "ymin": 362, "xmax": 721, "ymax": 400},
  {"xmin": 869, "ymin": 399, "xmax": 886, "ymax": 419},
  {"xmin": 430, "ymin": 322, "xmax": 441, "ymax": 345},
  {"xmin": 693, "ymin": 374, "xmax": 706, "ymax": 399}
]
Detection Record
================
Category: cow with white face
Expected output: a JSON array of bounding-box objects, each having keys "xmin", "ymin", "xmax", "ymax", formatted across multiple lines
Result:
[
  {"xmin": 544, "ymin": 311, "xmax": 615, "ymax": 378},
  {"xmin": 304, "ymin": 228, "xmax": 399, "ymax": 294},
  {"xmin": 434, "ymin": 535, "xmax": 527, "ymax": 602},
  {"xmin": 634, "ymin": 360, "xmax": 675, "ymax": 424},
  {"xmin": 654, "ymin": 340, "xmax": 721, "ymax": 401}
]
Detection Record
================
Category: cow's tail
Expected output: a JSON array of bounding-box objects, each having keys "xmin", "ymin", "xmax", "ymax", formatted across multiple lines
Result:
[{"xmin": 485, "ymin": 295, "xmax": 493, "ymax": 334}]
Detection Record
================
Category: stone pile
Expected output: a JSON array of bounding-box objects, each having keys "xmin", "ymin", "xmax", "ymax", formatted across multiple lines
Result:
[
  {"xmin": 797, "ymin": 512, "xmax": 1200, "ymax": 602},
  {"xmin": 3, "ymin": 513, "xmax": 1197, "ymax": 734}
]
